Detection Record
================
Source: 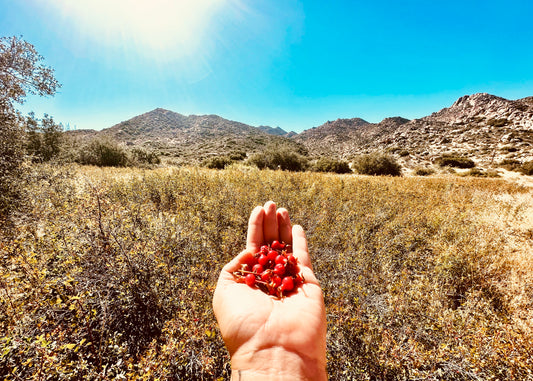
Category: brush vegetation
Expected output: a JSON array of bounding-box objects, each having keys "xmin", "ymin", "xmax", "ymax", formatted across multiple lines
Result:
[{"xmin": 1, "ymin": 165, "xmax": 532, "ymax": 380}]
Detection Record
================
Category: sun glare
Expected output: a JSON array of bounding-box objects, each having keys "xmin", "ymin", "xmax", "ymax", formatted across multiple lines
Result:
[{"xmin": 48, "ymin": 0, "xmax": 230, "ymax": 59}]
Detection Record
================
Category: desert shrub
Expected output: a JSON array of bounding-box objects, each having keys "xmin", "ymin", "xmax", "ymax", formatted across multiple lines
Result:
[
  {"xmin": 520, "ymin": 161, "xmax": 533, "ymax": 176},
  {"xmin": 129, "ymin": 147, "xmax": 161, "ymax": 166},
  {"xmin": 414, "ymin": 166, "xmax": 435, "ymax": 176},
  {"xmin": 229, "ymin": 151, "xmax": 247, "ymax": 161},
  {"xmin": 501, "ymin": 145, "xmax": 519, "ymax": 152},
  {"xmin": 312, "ymin": 157, "xmax": 352, "ymax": 174},
  {"xmin": 435, "ymin": 154, "xmax": 475, "ymax": 168},
  {"xmin": 202, "ymin": 156, "xmax": 233, "ymax": 169},
  {"xmin": 496, "ymin": 159, "xmax": 533, "ymax": 176},
  {"xmin": 248, "ymin": 147, "xmax": 308, "ymax": 171},
  {"xmin": 484, "ymin": 169, "xmax": 500, "ymax": 177},
  {"xmin": 499, "ymin": 158, "xmax": 521, "ymax": 166},
  {"xmin": 460, "ymin": 167, "xmax": 500, "ymax": 178},
  {"xmin": 352, "ymin": 153, "xmax": 402, "ymax": 176},
  {"xmin": 77, "ymin": 138, "xmax": 129, "ymax": 167}
]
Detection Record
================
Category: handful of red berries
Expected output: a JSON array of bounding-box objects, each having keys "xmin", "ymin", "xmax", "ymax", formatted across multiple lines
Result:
[{"xmin": 232, "ymin": 240, "xmax": 305, "ymax": 298}]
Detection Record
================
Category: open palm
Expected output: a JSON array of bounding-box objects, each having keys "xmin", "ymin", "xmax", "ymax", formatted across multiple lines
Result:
[{"xmin": 213, "ymin": 202, "xmax": 327, "ymax": 380}]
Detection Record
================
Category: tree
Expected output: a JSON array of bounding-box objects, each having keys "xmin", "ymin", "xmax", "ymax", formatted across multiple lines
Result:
[
  {"xmin": 25, "ymin": 112, "xmax": 64, "ymax": 162},
  {"xmin": 0, "ymin": 36, "xmax": 60, "ymax": 108},
  {"xmin": 0, "ymin": 36, "xmax": 60, "ymax": 218}
]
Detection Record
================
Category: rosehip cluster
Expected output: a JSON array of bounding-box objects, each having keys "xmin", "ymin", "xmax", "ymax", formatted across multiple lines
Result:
[{"xmin": 232, "ymin": 240, "xmax": 305, "ymax": 298}]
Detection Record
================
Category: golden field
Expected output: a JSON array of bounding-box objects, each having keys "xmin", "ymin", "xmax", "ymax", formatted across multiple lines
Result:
[{"xmin": 1, "ymin": 164, "xmax": 532, "ymax": 380}]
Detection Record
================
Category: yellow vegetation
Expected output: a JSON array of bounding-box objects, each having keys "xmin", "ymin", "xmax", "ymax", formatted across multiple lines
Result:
[{"xmin": 1, "ymin": 164, "xmax": 532, "ymax": 379}]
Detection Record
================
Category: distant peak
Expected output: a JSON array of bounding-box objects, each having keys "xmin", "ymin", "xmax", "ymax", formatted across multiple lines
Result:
[
  {"xmin": 142, "ymin": 108, "xmax": 186, "ymax": 118},
  {"xmin": 452, "ymin": 93, "xmax": 505, "ymax": 108},
  {"xmin": 379, "ymin": 116, "xmax": 410, "ymax": 124},
  {"xmin": 325, "ymin": 117, "xmax": 369, "ymax": 126},
  {"xmin": 146, "ymin": 107, "xmax": 171, "ymax": 113}
]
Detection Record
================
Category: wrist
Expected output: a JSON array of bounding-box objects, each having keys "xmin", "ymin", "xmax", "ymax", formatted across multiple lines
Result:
[{"xmin": 230, "ymin": 346, "xmax": 327, "ymax": 381}]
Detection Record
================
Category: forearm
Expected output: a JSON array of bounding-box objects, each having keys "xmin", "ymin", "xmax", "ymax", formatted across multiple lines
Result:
[{"xmin": 230, "ymin": 346, "xmax": 327, "ymax": 381}]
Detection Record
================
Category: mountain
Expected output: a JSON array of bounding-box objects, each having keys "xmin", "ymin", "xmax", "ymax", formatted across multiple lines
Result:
[
  {"xmin": 293, "ymin": 117, "xmax": 408, "ymax": 155},
  {"xmin": 294, "ymin": 93, "xmax": 533, "ymax": 166},
  {"xmin": 257, "ymin": 125, "xmax": 296, "ymax": 137},
  {"xmin": 68, "ymin": 93, "xmax": 532, "ymax": 167},
  {"xmin": 90, "ymin": 108, "xmax": 304, "ymax": 162}
]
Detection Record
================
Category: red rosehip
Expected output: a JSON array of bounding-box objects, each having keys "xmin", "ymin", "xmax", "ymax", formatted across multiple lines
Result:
[
  {"xmin": 261, "ymin": 270, "xmax": 272, "ymax": 282},
  {"xmin": 287, "ymin": 254, "xmax": 297, "ymax": 265},
  {"xmin": 271, "ymin": 240, "xmax": 285, "ymax": 250},
  {"xmin": 252, "ymin": 264, "xmax": 263, "ymax": 273},
  {"xmin": 267, "ymin": 250, "xmax": 278, "ymax": 261},
  {"xmin": 273, "ymin": 263, "xmax": 285, "ymax": 276},
  {"xmin": 271, "ymin": 274, "xmax": 282, "ymax": 288},
  {"xmin": 258, "ymin": 254, "xmax": 268, "ymax": 266},
  {"xmin": 281, "ymin": 276, "xmax": 294, "ymax": 292},
  {"xmin": 245, "ymin": 273, "xmax": 256, "ymax": 287},
  {"xmin": 275, "ymin": 255, "xmax": 287, "ymax": 265}
]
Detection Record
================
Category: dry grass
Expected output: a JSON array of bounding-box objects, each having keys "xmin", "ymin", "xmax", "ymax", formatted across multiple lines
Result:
[{"xmin": 1, "ymin": 164, "xmax": 532, "ymax": 380}]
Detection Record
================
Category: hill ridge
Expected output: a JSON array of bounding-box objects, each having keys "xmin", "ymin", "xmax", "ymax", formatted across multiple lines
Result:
[{"xmin": 70, "ymin": 92, "xmax": 532, "ymax": 166}]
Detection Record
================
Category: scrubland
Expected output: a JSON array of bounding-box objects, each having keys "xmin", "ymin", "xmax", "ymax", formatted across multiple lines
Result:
[{"xmin": 1, "ymin": 164, "xmax": 532, "ymax": 380}]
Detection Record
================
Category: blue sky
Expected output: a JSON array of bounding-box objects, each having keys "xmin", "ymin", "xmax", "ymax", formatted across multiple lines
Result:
[{"xmin": 2, "ymin": 0, "xmax": 532, "ymax": 132}]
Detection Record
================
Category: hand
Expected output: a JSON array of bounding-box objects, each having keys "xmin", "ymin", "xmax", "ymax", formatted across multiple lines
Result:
[{"xmin": 213, "ymin": 201, "xmax": 327, "ymax": 381}]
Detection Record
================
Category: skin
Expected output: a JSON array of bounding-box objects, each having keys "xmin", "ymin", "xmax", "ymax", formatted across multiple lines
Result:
[{"xmin": 213, "ymin": 201, "xmax": 327, "ymax": 381}]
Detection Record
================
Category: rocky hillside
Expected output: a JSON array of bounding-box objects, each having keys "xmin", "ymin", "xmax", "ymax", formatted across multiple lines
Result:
[
  {"xmin": 68, "ymin": 93, "xmax": 532, "ymax": 168},
  {"xmin": 294, "ymin": 93, "xmax": 533, "ymax": 167},
  {"xmin": 293, "ymin": 117, "xmax": 409, "ymax": 155},
  {"xmin": 90, "ymin": 108, "xmax": 304, "ymax": 162}
]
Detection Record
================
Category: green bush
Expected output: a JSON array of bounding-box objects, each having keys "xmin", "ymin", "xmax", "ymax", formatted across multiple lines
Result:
[
  {"xmin": 435, "ymin": 155, "xmax": 475, "ymax": 168},
  {"xmin": 414, "ymin": 166, "xmax": 435, "ymax": 176},
  {"xmin": 313, "ymin": 157, "xmax": 352, "ymax": 174},
  {"xmin": 229, "ymin": 151, "xmax": 247, "ymax": 161},
  {"xmin": 498, "ymin": 159, "xmax": 522, "ymax": 171},
  {"xmin": 130, "ymin": 147, "xmax": 161, "ymax": 166},
  {"xmin": 77, "ymin": 138, "xmax": 129, "ymax": 167},
  {"xmin": 352, "ymin": 153, "xmax": 402, "ymax": 176},
  {"xmin": 202, "ymin": 156, "xmax": 233, "ymax": 169},
  {"xmin": 248, "ymin": 147, "xmax": 308, "ymax": 172}
]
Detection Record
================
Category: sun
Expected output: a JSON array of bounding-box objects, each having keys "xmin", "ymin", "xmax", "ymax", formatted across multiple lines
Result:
[{"xmin": 48, "ymin": 0, "xmax": 232, "ymax": 59}]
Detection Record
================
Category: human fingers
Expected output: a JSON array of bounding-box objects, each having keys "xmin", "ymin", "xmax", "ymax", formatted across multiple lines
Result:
[
  {"xmin": 262, "ymin": 201, "xmax": 279, "ymax": 243},
  {"xmin": 246, "ymin": 205, "xmax": 265, "ymax": 252},
  {"xmin": 292, "ymin": 225, "xmax": 312, "ymax": 270},
  {"xmin": 277, "ymin": 208, "xmax": 292, "ymax": 244}
]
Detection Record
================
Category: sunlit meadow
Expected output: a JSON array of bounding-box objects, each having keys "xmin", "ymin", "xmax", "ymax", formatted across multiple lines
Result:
[{"xmin": 1, "ymin": 164, "xmax": 532, "ymax": 380}]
